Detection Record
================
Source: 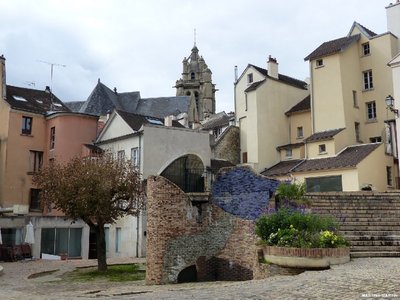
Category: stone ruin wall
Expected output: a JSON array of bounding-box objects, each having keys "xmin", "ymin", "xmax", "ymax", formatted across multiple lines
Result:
[{"xmin": 146, "ymin": 167, "xmax": 279, "ymax": 284}]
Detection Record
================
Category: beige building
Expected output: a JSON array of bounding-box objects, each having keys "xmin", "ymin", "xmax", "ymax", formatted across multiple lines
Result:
[
  {"xmin": 234, "ymin": 56, "xmax": 309, "ymax": 173},
  {"xmin": 263, "ymin": 8, "xmax": 400, "ymax": 191}
]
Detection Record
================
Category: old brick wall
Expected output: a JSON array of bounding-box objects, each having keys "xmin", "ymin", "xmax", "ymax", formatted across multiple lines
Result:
[
  {"xmin": 213, "ymin": 126, "xmax": 240, "ymax": 165},
  {"xmin": 146, "ymin": 167, "xmax": 279, "ymax": 284}
]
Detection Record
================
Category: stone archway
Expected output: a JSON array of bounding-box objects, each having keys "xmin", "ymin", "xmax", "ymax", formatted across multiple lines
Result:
[{"xmin": 160, "ymin": 154, "xmax": 205, "ymax": 193}]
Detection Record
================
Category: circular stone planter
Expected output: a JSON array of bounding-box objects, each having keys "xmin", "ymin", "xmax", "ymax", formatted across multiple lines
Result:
[{"xmin": 261, "ymin": 246, "xmax": 350, "ymax": 269}]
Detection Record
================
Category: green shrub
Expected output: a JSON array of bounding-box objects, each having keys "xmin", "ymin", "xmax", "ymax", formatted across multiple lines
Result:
[{"xmin": 256, "ymin": 208, "xmax": 348, "ymax": 248}]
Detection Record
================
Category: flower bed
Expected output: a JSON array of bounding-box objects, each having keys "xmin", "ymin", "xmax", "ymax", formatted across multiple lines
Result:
[{"xmin": 255, "ymin": 183, "xmax": 350, "ymax": 269}]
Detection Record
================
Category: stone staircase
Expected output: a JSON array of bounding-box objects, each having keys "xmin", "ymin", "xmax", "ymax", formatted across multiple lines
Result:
[{"xmin": 309, "ymin": 193, "xmax": 400, "ymax": 258}]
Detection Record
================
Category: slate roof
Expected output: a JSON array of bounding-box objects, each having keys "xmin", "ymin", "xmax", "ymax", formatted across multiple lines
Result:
[
  {"xmin": 249, "ymin": 65, "xmax": 307, "ymax": 90},
  {"xmin": 305, "ymin": 128, "xmax": 345, "ymax": 143},
  {"xmin": 5, "ymin": 85, "xmax": 70, "ymax": 114},
  {"xmin": 79, "ymin": 81, "xmax": 191, "ymax": 119},
  {"xmin": 134, "ymin": 96, "xmax": 191, "ymax": 119},
  {"xmin": 79, "ymin": 82, "xmax": 140, "ymax": 116},
  {"xmin": 65, "ymin": 101, "xmax": 85, "ymax": 112},
  {"xmin": 276, "ymin": 142, "xmax": 304, "ymax": 151},
  {"xmin": 201, "ymin": 111, "xmax": 230, "ymax": 130},
  {"xmin": 358, "ymin": 23, "xmax": 377, "ymax": 37},
  {"xmin": 304, "ymin": 34, "xmax": 361, "ymax": 61},
  {"xmin": 117, "ymin": 110, "xmax": 184, "ymax": 131},
  {"xmin": 262, "ymin": 143, "xmax": 381, "ymax": 176},
  {"xmin": 295, "ymin": 143, "xmax": 380, "ymax": 172},
  {"xmin": 83, "ymin": 144, "xmax": 104, "ymax": 154},
  {"xmin": 244, "ymin": 80, "xmax": 266, "ymax": 92},
  {"xmin": 285, "ymin": 95, "xmax": 311, "ymax": 115},
  {"xmin": 262, "ymin": 159, "xmax": 303, "ymax": 177}
]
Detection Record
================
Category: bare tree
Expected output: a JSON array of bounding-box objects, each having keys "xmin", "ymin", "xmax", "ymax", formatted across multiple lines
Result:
[{"xmin": 33, "ymin": 154, "xmax": 145, "ymax": 271}]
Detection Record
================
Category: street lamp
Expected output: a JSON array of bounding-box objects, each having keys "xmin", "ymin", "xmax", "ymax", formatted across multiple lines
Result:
[{"xmin": 385, "ymin": 95, "xmax": 399, "ymax": 118}]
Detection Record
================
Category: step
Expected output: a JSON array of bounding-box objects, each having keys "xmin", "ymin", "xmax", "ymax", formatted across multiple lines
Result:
[
  {"xmin": 336, "ymin": 217, "xmax": 400, "ymax": 222},
  {"xmin": 316, "ymin": 212, "xmax": 400, "ymax": 218},
  {"xmin": 345, "ymin": 235, "xmax": 400, "ymax": 241},
  {"xmin": 339, "ymin": 230, "xmax": 400, "ymax": 236},
  {"xmin": 340, "ymin": 225, "xmax": 400, "ymax": 231},
  {"xmin": 350, "ymin": 251, "xmax": 400, "ymax": 258},
  {"xmin": 349, "ymin": 240, "xmax": 400, "ymax": 246},
  {"xmin": 342, "ymin": 221, "xmax": 400, "ymax": 226},
  {"xmin": 350, "ymin": 245, "xmax": 400, "ymax": 252}
]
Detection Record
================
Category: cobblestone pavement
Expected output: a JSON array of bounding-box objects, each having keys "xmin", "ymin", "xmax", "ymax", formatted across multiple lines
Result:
[{"xmin": 1, "ymin": 257, "xmax": 399, "ymax": 299}]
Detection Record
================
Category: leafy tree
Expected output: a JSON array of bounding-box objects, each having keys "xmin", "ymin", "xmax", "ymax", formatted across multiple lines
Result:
[{"xmin": 33, "ymin": 154, "xmax": 145, "ymax": 272}]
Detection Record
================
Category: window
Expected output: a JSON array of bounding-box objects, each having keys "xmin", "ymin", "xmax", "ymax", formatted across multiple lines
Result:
[
  {"xmin": 319, "ymin": 144, "xmax": 326, "ymax": 154},
  {"xmin": 41, "ymin": 228, "xmax": 82, "ymax": 258},
  {"xmin": 370, "ymin": 136, "xmax": 382, "ymax": 143},
  {"xmin": 366, "ymin": 101, "xmax": 377, "ymax": 120},
  {"xmin": 355, "ymin": 122, "xmax": 361, "ymax": 142},
  {"xmin": 245, "ymin": 93, "xmax": 248, "ymax": 111},
  {"xmin": 286, "ymin": 149, "xmax": 292, "ymax": 157},
  {"xmin": 297, "ymin": 126, "xmax": 304, "ymax": 138},
  {"xmin": 242, "ymin": 152, "xmax": 248, "ymax": 163},
  {"xmin": 131, "ymin": 147, "xmax": 140, "ymax": 168},
  {"xmin": 50, "ymin": 127, "xmax": 55, "ymax": 149},
  {"xmin": 352, "ymin": 90, "xmax": 358, "ymax": 107},
  {"xmin": 22, "ymin": 116, "xmax": 32, "ymax": 135},
  {"xmin": 306, "ymin": 175, "xmax": 343, "ymax": 192},
  {"xmin": 115, "ymin": 227, "xmax": 121, "ymax": 253},
  {"xmin": 190, "ymin": 72, "xmax": 195, "ymax": 80},
  {"xmin": 386, "ymin": 166, "xmax": 393, "ymax": 186},
  {"xmin": 316, "ymin": 59, "xmax": 324, "ymax": 67},
  {"xmin": 247, "ymin": 73, "xmax": 253, "ymax": 84},
  {"xmin": 29, "ymin": 150, "xmax": 43, "ymax": 173},
  {"xmin": 363, "ymin": 70, "xmax": 373, "ymax": 90},
  {"xmin": 117, "ymin": 150, "xmax": 125, "ymax": 162},
  {"xmin": 362, "ymin": 42, "xmax": 370, "ymax": 56},
  {"xmin": 30, "ymin": 188, "xmax": 41, "ymax": 211}
]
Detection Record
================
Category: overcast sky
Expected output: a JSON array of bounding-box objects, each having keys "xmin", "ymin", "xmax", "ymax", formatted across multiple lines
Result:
[{"xmin": 0, "ymin": 0, "xmax": 391, "ymax": 113}]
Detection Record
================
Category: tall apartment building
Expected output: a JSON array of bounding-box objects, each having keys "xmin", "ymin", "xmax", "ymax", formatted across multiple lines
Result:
[{"xmin": 250, "ymin": 4, "xmax": 399, "ymax": 191}]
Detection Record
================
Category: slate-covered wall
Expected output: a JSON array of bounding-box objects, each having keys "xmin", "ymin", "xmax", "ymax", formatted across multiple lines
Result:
[{"xmin": 145, "ymin": 167, "xmax": 279, "ymax": 285}]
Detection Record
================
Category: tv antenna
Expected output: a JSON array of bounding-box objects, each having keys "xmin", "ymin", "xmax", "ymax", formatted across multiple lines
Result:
[{"xmin": 38, "ymin": 60, "xmax": 66, "ymax": 110}]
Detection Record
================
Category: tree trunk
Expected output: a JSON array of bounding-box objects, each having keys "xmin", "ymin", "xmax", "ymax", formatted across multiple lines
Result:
[{"xmin": 94, "ymin": 223, "xmax": 107, "ymax": 272}]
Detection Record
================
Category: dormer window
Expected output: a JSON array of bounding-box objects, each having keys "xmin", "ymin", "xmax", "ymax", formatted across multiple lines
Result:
[
  {"xmin": 286, "ymin": 149, "xmax": 292, "ymax": 158},
  {"xmin": 316, "ymin": 59, "xmax": 324, "ymax": 67},
  {"xmin": 319, "ymin": 144, "xmax": 326, "ymax": 154},
  {"xmin": 362, "ymin": 42, "xmax": 370, "ymax": 56},
  {"xmin": 247, "ymin": 73, "xmax": 253, "ymax": 84}
]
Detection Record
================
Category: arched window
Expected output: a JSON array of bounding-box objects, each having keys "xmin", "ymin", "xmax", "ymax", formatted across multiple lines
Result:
[{"xmin": 191, "ymin": 72, "xmax": 195, "ymax": 80}]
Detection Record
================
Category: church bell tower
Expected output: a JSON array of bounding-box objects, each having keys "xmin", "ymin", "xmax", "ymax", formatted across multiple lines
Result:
[{"xmin": 175, "ymin": 44, "xmax": 216, "ymax": 122}]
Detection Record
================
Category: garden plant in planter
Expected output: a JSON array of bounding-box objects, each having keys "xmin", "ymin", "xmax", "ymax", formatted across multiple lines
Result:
[{"xmin": 256, "ymin": 183, "xmax": 350, "ymax": 269}]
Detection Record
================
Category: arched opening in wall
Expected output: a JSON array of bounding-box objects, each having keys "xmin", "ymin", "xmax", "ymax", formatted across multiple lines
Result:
[
  {"xmin": 160, "ymin": 154, "xmax": 205, "ymax": 193},
  {"xmin": 177, "ymin": 265, "xmax": 197, "ymax": 283},
  {"xmin": 191, "ymin": 72, "xmax": 195, "ymax": 81},
  {"xmin": 186, "ymin": 91, "xmax": 191, "ymax": 96}
]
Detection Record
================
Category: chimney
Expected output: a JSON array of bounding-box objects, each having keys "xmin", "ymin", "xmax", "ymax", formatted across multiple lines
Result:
[
  {"xmin": 267, "ymin": 55, "xmax": 279, "ymax": 79},
  {"xmin": 0, "ymin": 54, "xmax": 6, "ymax": 100},
  {"xmin": 386, "ymin": 0, "xmax": 400, "ymax": 44},
  {"xmin": 164, "ymin": 115, "xmax": 173, "ymax": 127},
  {"xmin": 45, "ymin": 86, "xmax": 51, "ymax": 93}
]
